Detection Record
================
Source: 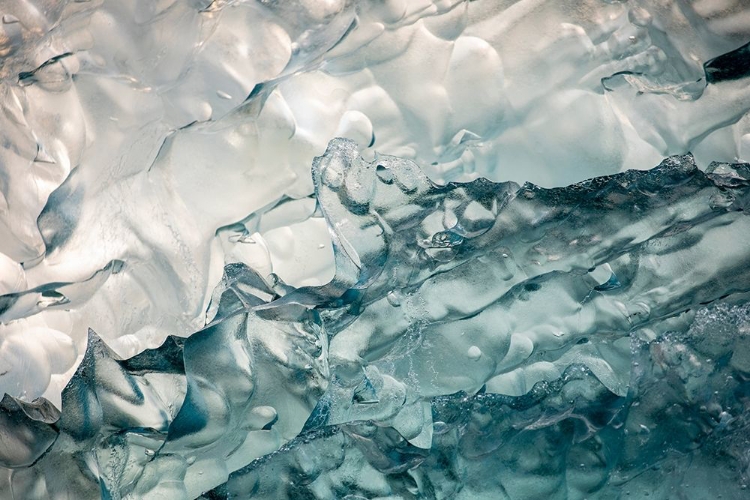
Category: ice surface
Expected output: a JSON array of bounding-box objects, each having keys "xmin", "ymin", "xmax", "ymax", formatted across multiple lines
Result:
[
  {"xmin": 1, "ymin": 0, "xmax": 750, "ymax": 499},
  {"xmin": 4, "ymin": 141, "xmax": 750, "ymax": 498}
]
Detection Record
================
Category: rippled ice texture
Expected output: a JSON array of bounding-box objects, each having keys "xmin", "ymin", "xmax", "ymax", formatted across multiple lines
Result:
[{"xmin": 1, "ymin": 0, "xmax": 750, "ymax": 499}]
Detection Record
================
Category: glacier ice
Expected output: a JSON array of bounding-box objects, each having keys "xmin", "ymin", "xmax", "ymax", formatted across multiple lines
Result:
[
  {"xmin": 1, "ymin": 0, "xmax": 750, "ymax": 498},
  {"xmin": 4, "ymin": 141, "xmax": 750, "ymax": 498}
]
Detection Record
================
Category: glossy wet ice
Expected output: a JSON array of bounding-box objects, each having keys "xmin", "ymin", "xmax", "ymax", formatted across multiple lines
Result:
[{"xmin": 1, "ymin": 1, "xmax": 750, "ymax": 499}]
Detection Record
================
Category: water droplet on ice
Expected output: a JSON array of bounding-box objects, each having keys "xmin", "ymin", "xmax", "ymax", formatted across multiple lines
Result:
[
  {"xmin": 467, "ymin": 346, "xmax": 482, "ymax": 360},
  {"xmin": 386, "ymin": 291, "xmax": 402, "ymax": 307}
]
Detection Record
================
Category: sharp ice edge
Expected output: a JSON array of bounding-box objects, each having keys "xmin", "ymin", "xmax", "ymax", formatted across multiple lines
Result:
[{"xmin": 4, "ymin": 141, "xmax": 750, "ymax": 498}]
